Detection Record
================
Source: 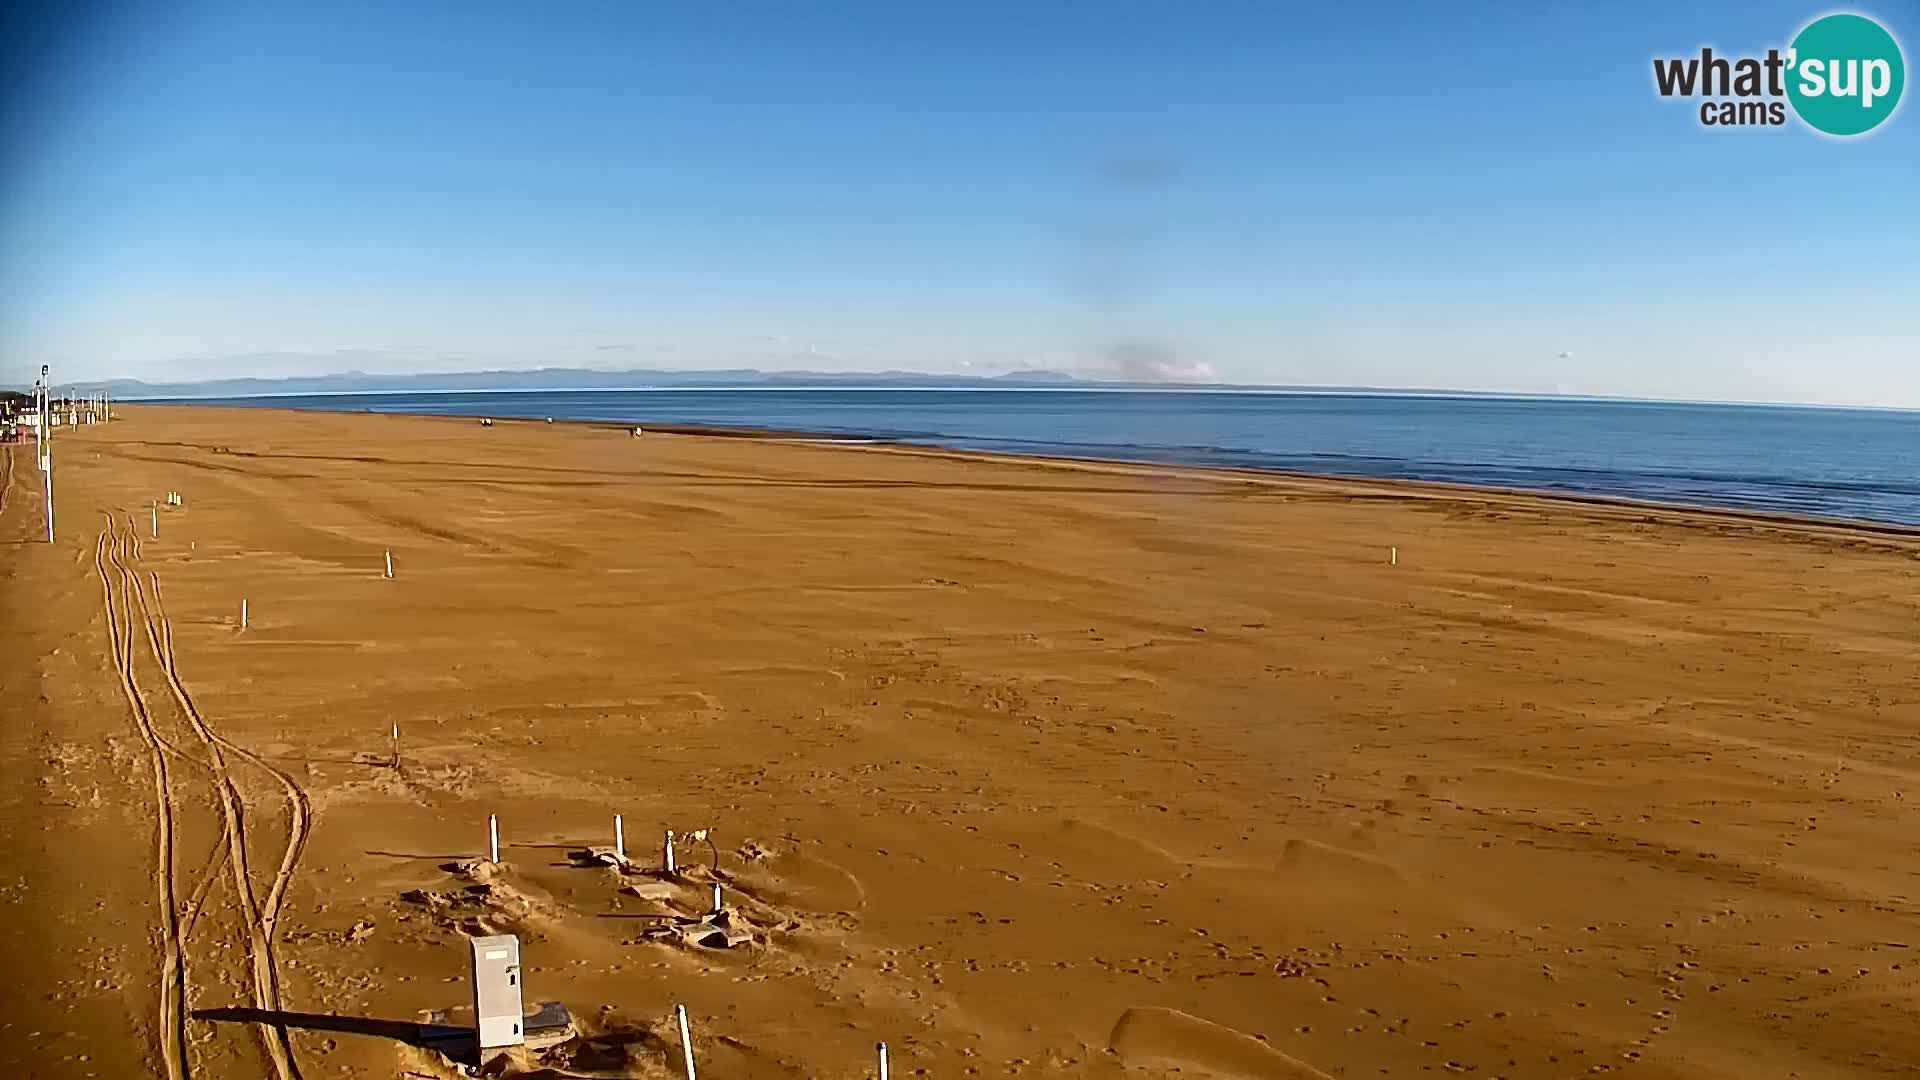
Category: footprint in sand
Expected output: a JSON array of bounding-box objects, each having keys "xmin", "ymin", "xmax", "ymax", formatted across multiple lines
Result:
[{"xmin": 1108, "ymin": 1006, "xmax": 1334, "ymax": 1079}]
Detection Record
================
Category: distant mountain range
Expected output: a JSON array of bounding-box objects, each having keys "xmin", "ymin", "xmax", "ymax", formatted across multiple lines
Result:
[{"xmin": 48, "ymin": 367, "xmax": 1113, "ymax": 399}]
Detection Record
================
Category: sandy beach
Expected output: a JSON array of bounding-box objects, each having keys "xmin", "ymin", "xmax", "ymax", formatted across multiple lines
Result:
[{"xmin": 5, "ymin": 403, "xmax": 1920, "ymax": 1080}]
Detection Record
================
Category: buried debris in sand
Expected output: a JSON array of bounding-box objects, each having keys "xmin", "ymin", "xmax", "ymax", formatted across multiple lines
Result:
[
  {"xmin": 611, "ymin": 867, "xmax": 757, "ymax": 950},
  {"xmin": 654, "ymin": 911, "xmax": 753, "ymax": 951},
  {"xmin": 643, "ymin": 884, "xmax": 753, "ymax": 951},
  {"xmin": 571, "ymin": 845, "xmax": 634, "ymax": 871},
  {"xmin": 399, "ymin": 859, "xmax": 561, "ymax": 940}
]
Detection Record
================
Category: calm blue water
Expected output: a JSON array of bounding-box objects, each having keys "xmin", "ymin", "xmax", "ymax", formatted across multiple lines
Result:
[{"xmin": 178, "ymin": 390, "xmax": 1920, "ymax": 527}]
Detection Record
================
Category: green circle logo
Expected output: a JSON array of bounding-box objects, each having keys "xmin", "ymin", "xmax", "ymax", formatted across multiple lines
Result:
[{"xmin": 1787, "ymin": 13, "xmax": 1905, "ymax": 136}]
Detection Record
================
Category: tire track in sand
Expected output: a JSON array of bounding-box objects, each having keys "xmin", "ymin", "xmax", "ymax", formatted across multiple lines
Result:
[
  {"xmin": 105, "ymin": 520, "xmax": 240, "ymax": 1067},
  {"xmin": 146, "ymin": 568, "xmax": 313, "ymax": 941},
  {"xmin": 94, "ymin": 519, "xmax": 191, "ymax": 1080},
  {"xmin": 114, "ymin": 516, "xmax": 306, "ymax": 1080},
  {"xmin": 98, "ymin": 520, "xmax": 234, "ymax": 946}
]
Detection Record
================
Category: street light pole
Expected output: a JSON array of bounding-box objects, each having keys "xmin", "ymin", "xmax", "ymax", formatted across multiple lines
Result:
[
  {"xmin": 36, "ymin": 365, "xmax": 52, "ymax": 542},
  {"xmin": 39, "ymin": 367, "xmax": 50, "ymax": 471}
]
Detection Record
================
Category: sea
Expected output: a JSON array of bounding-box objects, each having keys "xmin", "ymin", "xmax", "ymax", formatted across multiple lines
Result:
[{"xmin": 171, "ymin": 389, "xmax": 1920, "ymax": 528}]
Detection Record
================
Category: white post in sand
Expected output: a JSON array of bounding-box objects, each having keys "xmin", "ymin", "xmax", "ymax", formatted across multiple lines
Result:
[
  {"xmin": 710, "ymin": 882, "xmax": 722, "ymax": 916},
  {"xmin": 1390, "ymin": 546, "xmax": 1398, "ymax": 566},
  {"xmin": 489, "ymin": 814, "xmax": 500, "ymax": 865},
  {"xmin": 391, "ymin": 722, "xmax": 400, "ymax": 770},
  {"xmin": 241, "ymin": 599, "xmax": 248, "ymax": 629},
  {"xmin": 664, "ymin": 830, "xmax": 677, "ymax": 874},
  {"xmin": 675, "ymin": 1004, "xmax": 697, "ymax": 1080},
  {"xmin": 151, "ymin": 505, "xmax": 158, "ymax": 538},
  {"xmin": 384, "ymin": 549, "xmax": 394, "ymax": 579},
  {"xmin": 42, "ymin": 456, "xmax": 53, "ymax": 544},
  {"xmin": 878, "ymin": 1042, "xmax": 890, "ymax": 1080},
  {"xmin": 614, "ymin": 815, "xmax": 625, "ymax": 863}
]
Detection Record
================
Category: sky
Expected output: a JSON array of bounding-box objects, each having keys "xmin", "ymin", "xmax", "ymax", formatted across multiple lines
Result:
[{"xmin": 1, "ymin": 1, "xmax": 1915, "ymax": 405}]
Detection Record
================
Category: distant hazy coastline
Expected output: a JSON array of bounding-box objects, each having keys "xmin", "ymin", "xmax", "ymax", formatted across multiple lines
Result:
[{"xmin": 162, "ymin": 387, "xmax": 1920, "ymax": 527}]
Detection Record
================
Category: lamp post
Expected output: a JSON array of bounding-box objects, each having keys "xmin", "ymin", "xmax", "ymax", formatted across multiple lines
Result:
[{"xmin": 36, "ymin": 365, "xmax": 52, "ymax": 542}]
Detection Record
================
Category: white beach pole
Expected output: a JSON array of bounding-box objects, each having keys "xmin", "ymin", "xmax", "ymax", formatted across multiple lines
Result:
[
  {"xmin": 489, "ymin": 814, "xmax": 500, "ymax": 865},
  {"xmin": 1390, "ymin": 546, "xmax": 1398, "ymax": 566},
  {"xmin": 663, "ymin": 830, "xmax": 677, "ymax": 874},
  {"xmin": 42, "ymin": 457, "xmax": 53, "ymax": 544},
  {"xmin": 675, "ymin": 1005, "xmax": 697, "ymax": 1080},
  {"xmin": 391, "ymin": 722, "xmax": 400, "ymax": 770},
  {"xmin": 385, "ymin": 549, "xmax": 394, "ymax": 579},
  {"xmin": 151, "ymin": 504, "xmax": 158, "ymax": 538},
  {"xmin": 710, "ymin": 882, "xmax": 722, "ymax": 916},
  {"xmin": 241, "ymin": 598, "xmax": 248, "ymax": 629},
  {"xmin": 878, "ymin": 1042, "xmax": 890, "ymax": 1080},
  {"xmin": 614, "ymin": 815, "xmax": 625, "ymax": 863}
]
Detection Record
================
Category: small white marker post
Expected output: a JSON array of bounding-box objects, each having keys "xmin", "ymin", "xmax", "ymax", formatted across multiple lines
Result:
[
  {"xmin": 614, "ymin": 815, "xmax": 625, "ymax": 863},
  {"xmin": 240, "ymin": 599, "xmax": 248, "ymax": 629},
  {"xmin": 384, "ymin": 550, "xmax": 394, "ymax": 579},
  {"xmin": 663, "ymin": 830, "xmax": 677, "ymax": 874},
  {"xmin": 489, "ymin": 814, "xmax": 500, "ymax": 865},
  {"xmin": 1390, "ymin": 546, "xmax": 1398, "ymax": 566},
  {"xmin": 675, "ymin": 1004, "xmax": 697, "ymax": 1080},
  {"xmin": 151, "ymin": 505, "xmax": 158, "ymax": 538},
  {"xmin": 878, "ymin": 1042, "xmax": 890, "ymax": 1080},
  {"xmin": 710, "ymin": 882, "xmax": 722, "ymax": 916},
  {"xmin": 391, "ymin": 722, "xmax": 400, "ymax": 771}
]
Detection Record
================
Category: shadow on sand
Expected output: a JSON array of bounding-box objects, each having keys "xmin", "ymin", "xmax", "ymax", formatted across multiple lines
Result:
[
  {"xmin": 195, "ymin": 1005, "xmax": 660, "ymax": 1076},
  {"xmin": 191, "ymin": 1006, "xmax": 474, "ymax": 1064}
]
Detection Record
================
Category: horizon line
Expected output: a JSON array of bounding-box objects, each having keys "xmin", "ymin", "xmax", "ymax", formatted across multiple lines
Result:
[{"xmin": 93, "ymin": 383, "xmax": 1920, "ymax": 415}]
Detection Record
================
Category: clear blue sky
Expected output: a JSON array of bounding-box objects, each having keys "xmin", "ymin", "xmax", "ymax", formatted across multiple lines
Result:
[{"xmin": 2, "ymin": 1, "xmax": 1914, "ymax": 404}]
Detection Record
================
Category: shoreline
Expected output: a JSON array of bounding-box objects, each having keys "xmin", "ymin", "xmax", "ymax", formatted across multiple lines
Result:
[{"xmin": 154, "ymin": 400, "xmax": 1920, "ymax": 548}]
